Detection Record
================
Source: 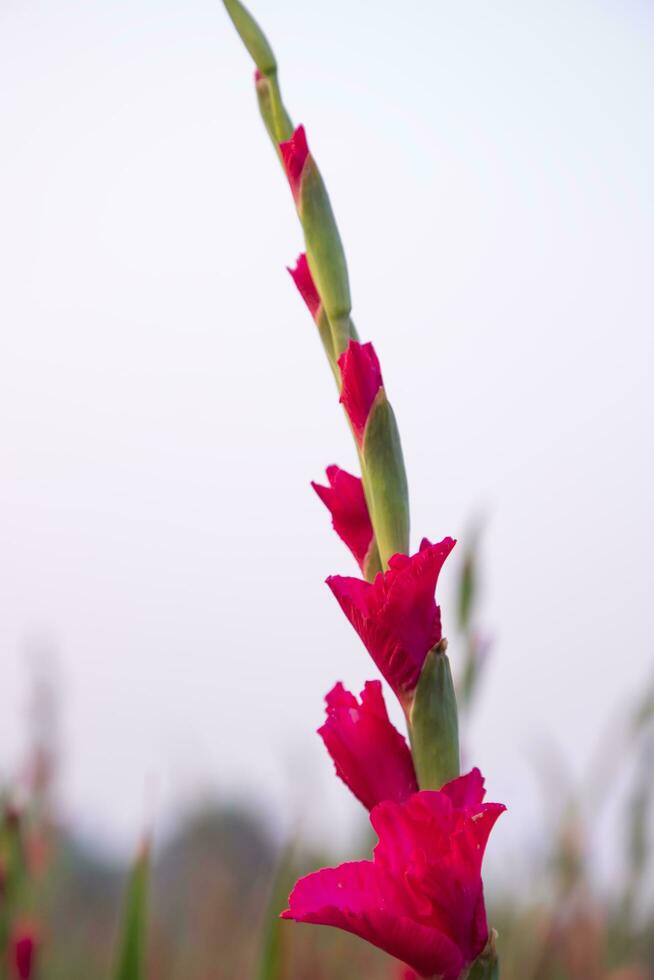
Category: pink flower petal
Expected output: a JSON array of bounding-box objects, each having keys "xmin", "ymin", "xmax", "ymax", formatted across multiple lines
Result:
[
  {"xmin": 283, "ymin": 773, "xmax": 504, "ymax": 976},
  {"xmin": 338, "ymin": 341, "xmax": 384, "ymax": 444},
  {"xmin": 288, "ymin": 253, "xmax": 321, "ymax": 320},
  {"xmin": 318, "ymin": 680, "xmax": 417, "ymax": 810},
  {"xmin": 282, "ymin": 861, "xmax": 463, "ymax": 979},
  {"xmin": 279, "ymin": 125, "xmax": 309, "ymax": 202},
  {"xmin": 327, "ymin": 537, "xmax": 456, "ymax": 700},
  {"xmin": 312, "ymin": 465, "xmax": 373, "ymax": 571}
]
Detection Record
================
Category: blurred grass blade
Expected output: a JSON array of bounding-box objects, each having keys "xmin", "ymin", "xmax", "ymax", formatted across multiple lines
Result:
[
  {"xmin": 256, "ymin": 843, "xmax": 296, "ymax": 980},
  {"xmin": 113, "ymin": 842, "xmax": 149, "ymax": 980}
]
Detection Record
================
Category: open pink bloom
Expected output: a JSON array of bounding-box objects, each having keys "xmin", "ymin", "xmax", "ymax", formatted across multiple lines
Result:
[
  {"xmin": 338, "ymin": 340, "xmax": 384, "ymax": 445},
  {"xmin": 10, "ymin": 925, "xmax": 37, "ymax": 980},
  {"xmin": 279, "ymin": 124, "xmax": 309, "ymax": 202},
  {"xmin": 312, "ymin": 466, "xmax": 373, "ymax": 571},
  {"xmin": 327, "ymin": 537, "xmax": 456, "ymax": 702},
  {"xmin": 288, "ymin": 253, "xmax": 321, "ymax": 321},
  {"xmin": 319, "ymin": 681, "xmax": 417, "ymax": 810},
  {"xmin": 282, "ymin": 769, "xmax": 505, "ymax": 979}
]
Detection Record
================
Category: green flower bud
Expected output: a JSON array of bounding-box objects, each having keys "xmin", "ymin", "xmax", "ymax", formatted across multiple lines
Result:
[
  {"xmin": 222, "ymin": 0, "xmax": 276, "ymax": 76},
  {"xmin": 301, "ymin": 160, "xmax": 351, "ymax": 325},
  {"xmin": 361, "ymin": 389, "xmax": 410, "ymax": 567},
  {"xmin": 279, "ymin": 127, "xmax": 353, "ymax": 338},
  {"xmin": 409, "ymin": 643, "xmax": 460, "ymax": 790}
]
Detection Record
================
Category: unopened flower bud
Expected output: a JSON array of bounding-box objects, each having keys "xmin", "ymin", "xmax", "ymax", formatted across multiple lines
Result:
[
  {"xmin": 280, "ymin": 126, "xmax": 354, "ymax": 351},
  {"xmin": 409, "ymin": 642, "xmax": 460, "ymax": 790},
  {"xmin": 338, "ymin": 341, "xmax": 409, "ymax": 565}
]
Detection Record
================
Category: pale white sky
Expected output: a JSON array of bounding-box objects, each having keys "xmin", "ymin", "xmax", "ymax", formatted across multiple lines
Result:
[{"xmin": 0, "ymin": 0, "xmax": 652, "ymax": 869}]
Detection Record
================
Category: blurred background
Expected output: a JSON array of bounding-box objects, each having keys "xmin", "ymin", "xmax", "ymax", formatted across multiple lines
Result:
[{"xmin": 0, "ymin": 0, "xmax": 652, "ymax": 976}]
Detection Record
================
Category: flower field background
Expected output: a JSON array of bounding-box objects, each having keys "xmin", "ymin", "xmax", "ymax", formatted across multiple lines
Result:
[{"xmin": 2, "ymin": 569, "xmax": 652, "ymax": 978}]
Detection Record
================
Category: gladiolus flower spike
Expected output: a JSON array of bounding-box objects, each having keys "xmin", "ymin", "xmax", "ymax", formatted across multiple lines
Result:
[
  {"xmin": 282, "ymin": 769, "xmax": 505, "ymax": 980},
  {"xmin": 328, "ymin": 537, "xmax": 456, "ymax": 708},
  {"xmin": 222, "ymin": 2, "xmax": 506, "ymax": 976}
]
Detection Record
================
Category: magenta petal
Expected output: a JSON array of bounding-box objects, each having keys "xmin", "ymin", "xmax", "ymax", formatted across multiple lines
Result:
[
  {"xmin": 440, "ymin": 767, "xmax": 486, "ymax": 809},
  {"xmin": 327, "ymin": 537, "xmax": 456, "ymax": 700},
  {"xmin": 282, "ymin": 776, "xmax": 504, "ymax": 976},
  {"xmin": 279, "ymin": 124, "xmax": 309, "ymax": 202},
  {"xmin": 318, "ymin": 680, "xmax": 418, "ymax": 810},
  {"xmin": 312, "ymin": 466, "xmax": 373, "ymax": 571},
  {"xmin": 288, "ymin": 253, "xmax": 321, "ymax": 320},
  {"xmin": 338, "ymin": 341, "xmax": 384, "ymax": 444},
  {"xmin": 283, "ymin": 862, "xmax": 464, "ymax": 980}
]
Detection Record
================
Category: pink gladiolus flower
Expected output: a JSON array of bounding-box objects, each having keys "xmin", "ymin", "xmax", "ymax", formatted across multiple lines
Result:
[
  {"xmin": 338, "ymin": 340, "xmax": 384, "ymax": 445},
  {"xmin": 279, "ymin": 124, "xmax": 309, "ymax": 202},
  {"xmin": 319, "ymin": 681, "xmax": 417, "ymax": 810},
  {"xmin": 10, "ymin": 924, "xmax": 37, "ymax": 980},
  {"xmin": 327, "ymin": 537, "xmax": 456, "ymax": 703},
  {"xmin": 288, "ymin": 253, "xmax": 321, "ymax": 321},
  {"xmin": 311, "ymin": 465, "xmax": 373, "ymax": 572},
  {"xmin": 282, "ymin": 769, "xmax": 505, "ymax": 979}
]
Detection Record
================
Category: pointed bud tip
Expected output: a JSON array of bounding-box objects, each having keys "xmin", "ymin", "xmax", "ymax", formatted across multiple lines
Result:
[
  {"xmin": 280, "ymin": 125, "xmax": 309, "ymax": 201},
  {"xmin": 338, "ymin": 340, "xmax": 384, "ymax": 444},
  {"xmin": 288, "ymin": 253, "xmax": 321, "ymax": 319}
]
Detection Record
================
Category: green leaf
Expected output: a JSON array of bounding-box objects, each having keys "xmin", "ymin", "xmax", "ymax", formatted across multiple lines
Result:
[
  {"xmin": 113, "ymin": 843, "xmax": 149, "ymax": 980},
  {"xmin": 409, "ymin": 646, "xmax": 460, "ymax": 790},
  {"xmin": 361, "ymin": 390, "xmax": 410, "ymax": 568}
]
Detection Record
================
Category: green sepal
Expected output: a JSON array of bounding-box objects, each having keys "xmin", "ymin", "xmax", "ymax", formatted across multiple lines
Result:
[
  {"xmin": 255, "ymin": 72, "xmax": 293, "ymax": 146},
  {"xmin": 300, "ymin": 159, "xmax": 351, "ymax": 327},
  {"xmin": 409, "ymin": 645, "xmax": 460, "ymax": 791},
  {"xmin": 254, "ymin": 73, "xmax": 280, "ymax": 149},
  {"xmin": 465, "ymin": 932, "xmax": 499, "ymax": 980},
  {"xmin": 315, "ymin": 307, "xmax": 340, "ymax": 384},
  {"xmin": 362, "ymin": 538, "xmax": 383, "ymax": 583},
  {"xmin": 329, "ymin": 313, "xmax": 358, "ymax": 359},
  {"xmin": 361, "ymin": 389, "xmax": 409, "ymax": 569},
  {"xmin": 113, "ymin": 842, "xmax": 149, "ymax": 980},
  {"xmin": 222, "ymin": 0, "xmax": 277, "ymax": 75}
]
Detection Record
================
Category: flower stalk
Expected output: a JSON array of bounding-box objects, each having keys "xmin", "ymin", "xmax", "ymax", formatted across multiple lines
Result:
[{"xmin": 223, "ymin": 3, "xmax": 504, "ymax": 977}]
